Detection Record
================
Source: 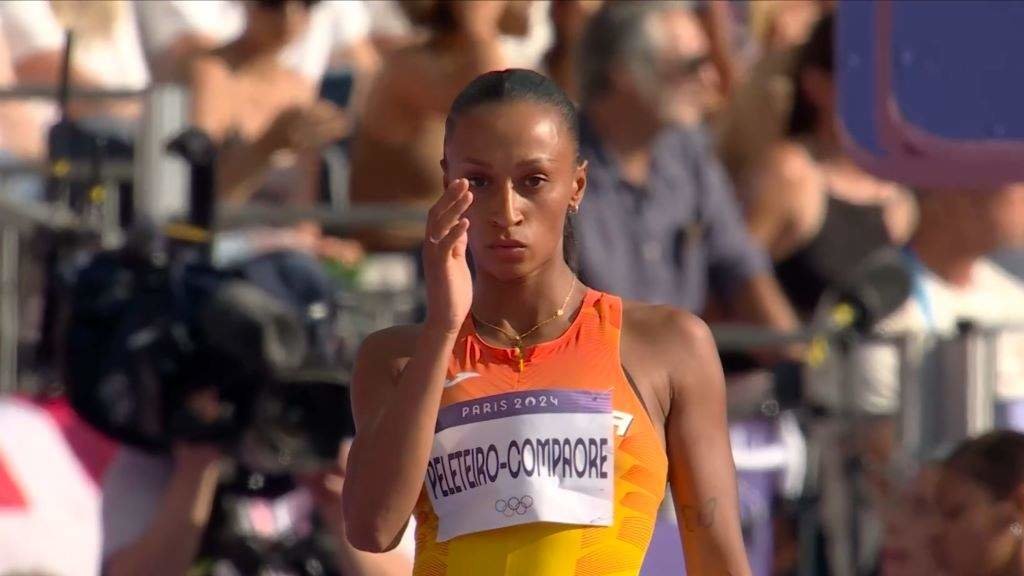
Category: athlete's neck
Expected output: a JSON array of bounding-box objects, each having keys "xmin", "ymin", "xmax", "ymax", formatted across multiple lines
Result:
[{"xmin": 471, "ymin": 261, "xmax": 583, "ymax": 346}]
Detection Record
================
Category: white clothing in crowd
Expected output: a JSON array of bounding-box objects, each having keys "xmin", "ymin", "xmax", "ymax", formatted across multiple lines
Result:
[
  {"xmin": 0, "ymin": 0, "xmax": 150, "ymax": 91},
  {"xmin": 851, "ymin": 258, "xmax": 1024, "ymax": 416},
  {"xmin": 134, "ymin": 0, "xmax": 372, "ymax": 83}
]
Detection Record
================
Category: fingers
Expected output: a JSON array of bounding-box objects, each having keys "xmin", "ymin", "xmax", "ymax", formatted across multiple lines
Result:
[
  {"xmin": 427, "ymin": 180, "xmax": 472, "ymax": 243},
  {"xmin": 431, "ymin": 178, "xmax": 470, "ymax": 218},
  {"xmin": 435, "ymin": 218, "xmax": 470, "ymax": 255}
]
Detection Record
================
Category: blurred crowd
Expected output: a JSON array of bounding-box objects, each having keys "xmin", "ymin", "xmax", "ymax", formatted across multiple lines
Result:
[{"xmin": 2, "ymin": 1, "xmax": 1024, "ymax": 576}]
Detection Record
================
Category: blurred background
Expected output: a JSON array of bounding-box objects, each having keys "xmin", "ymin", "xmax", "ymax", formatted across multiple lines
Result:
[{"xmin": 1, "ymin": 1, "xmax": 1023, "ymax": 575}]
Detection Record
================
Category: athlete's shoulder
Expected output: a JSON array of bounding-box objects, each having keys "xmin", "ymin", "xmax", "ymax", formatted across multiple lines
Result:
[
  {"xmin": 620, "ymin": 300, "xmax": 718, "ymax": 373},
  {"xmin": 357, "ymin": 323, "xmax": 423, "ymax": 366},
  {"xmin": 621, "ymin": 300, "xmax": 713, "ymax": 346}
]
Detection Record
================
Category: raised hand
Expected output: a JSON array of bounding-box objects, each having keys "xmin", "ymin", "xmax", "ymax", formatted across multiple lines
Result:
[
  {"xmin": 264, "ymin": 100, "xmax": 349, "ymax": 154},
  {"xmin": 422, "ymin": 179, "xmax": 474, "ymax": 334}
]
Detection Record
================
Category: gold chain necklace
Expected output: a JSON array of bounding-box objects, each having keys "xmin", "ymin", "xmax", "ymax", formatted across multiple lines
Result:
[{"xmin": 472, "ymin": 277, "xmax": 578, "ymax": 372}]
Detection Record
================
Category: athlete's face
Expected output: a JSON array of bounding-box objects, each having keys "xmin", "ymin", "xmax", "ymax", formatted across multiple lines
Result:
[
  {"xmin": 931, "ymin": 469, "xmax": 1022, "ymax": 576},
  {"xmin": 443, "ymin": 101, "xmax": 586, "ymax": 281}
]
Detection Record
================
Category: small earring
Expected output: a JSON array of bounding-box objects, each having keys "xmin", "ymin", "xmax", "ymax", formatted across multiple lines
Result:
[
  {"xmin": 569, "ymin": 205, "xmax": 579, "ymax": 215},
  {"xmin": 1011, "ymin": 522, "xmax": 1023, "ymax": 537}
]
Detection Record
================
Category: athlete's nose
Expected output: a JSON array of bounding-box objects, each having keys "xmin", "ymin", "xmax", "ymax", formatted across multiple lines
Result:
[{"xmin": 489, "ymin": 179, "xmax": 524, "ymax": 229}]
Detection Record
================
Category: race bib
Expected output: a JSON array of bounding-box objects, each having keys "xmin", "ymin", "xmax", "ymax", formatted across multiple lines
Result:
[{"xmin": 425, "ymin": 389, "xmax": 614, "ymax": 541}]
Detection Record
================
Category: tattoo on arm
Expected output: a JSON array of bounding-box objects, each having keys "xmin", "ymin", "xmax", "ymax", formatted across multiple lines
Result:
[{"xmin": 680, "ymin": 497, "xmax": 718, "ymax": 532}]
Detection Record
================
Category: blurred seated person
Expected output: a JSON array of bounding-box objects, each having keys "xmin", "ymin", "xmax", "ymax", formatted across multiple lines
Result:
[
  {"xmin": 573, "ymin": 6, "xmax": 799, "ymax": 575},
  {"xmin": 724, "ymin": 14, "xmax": 917, "ymax": 320},
  {"xmin": 0, "ymin": 28, "xmax": 47, "ymax": 163},
  {"xmin": 543, "ymin": 0, "xmax": 603, "ymax": 103},
  {"xmin": 137, "ymin": 0, "xmax": 380, "ymax": 112},
  {"xmin": 0, "ymin": 25, "xmax": 48, "ymax": 209},
  {"xmin": 574, "ymin": 2, "xmax": 798, "ymax": 332},
  {"xmin": 347, "ymin": 0, "xmax": 508, "ymax": 251},
  {"xmin": 932, "ymin": 431, "xmax": 1024, "ymax": 576},
  {"xmin": 495, "ymin": 0, "xmax": 553, "ymax": 71},
  {"xmin": 850, "ymin": 183, "xmax": 1024, "ymax": 468},
  {"xmin": 0, "ymin": 0, "xmax": 147, "ymax": 124},
  {"xmin": 189, "ymin": 0, "xmax": 361, "ymax": 266}
]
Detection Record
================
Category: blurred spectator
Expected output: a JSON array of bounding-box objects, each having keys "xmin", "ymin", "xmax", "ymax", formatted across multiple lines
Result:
[
  {"xmin": 496, "ymin": 0, "xmax": 553, "ymax": 70},
  {"xmin": 0, "ymin": 0, "xmax": 148, "ymax": 122},
  {"xmin": 0, "ymin": 30, "xmax": 46, "ymax": 162},
  {"xmin": 190, "ymin": 0, "xmax": 343, "ymax": 203},
  {"xmin": 847, "ymin": 182, "xmax": 1024, "ymax": 472},
  {"xmin": 747, "ymin": 0, "xmax": 829, "ymax": 55},
  {"xmin": 932, "ymin": 430, "xmax": 1024, "ymax": 576},
  {"xmin": 364, "ymin": 0, "xmax": 420, "ymax": 55},
  {"xmin": 543, "ymin": 0, "xmax": 603, "ymax": 102},
  {"xmin": 136, "ymin": 0, "xmax": 380, "ymax": 112},
  {"xmin": 813, "ymin": 183, "xmax": 1024, "ymax": 575},
  {"xmin": 693, "ymin": 0, "xmax": 747, "ymax": 104},
  {"xmin": 725, "ymin": 14, "xmax": 917, "ymax": 319},
  {"xmin": 574, "ymin": 2, "xmax": 797, "ymax": 330},
  {"xmin": 0, "ymin": 25, "xmax": 47, "ymax": 209},
  {"xmin": 692, "ymin": 0, "xmax": 830, "ymax": 109},
  {"xmin": 573, "ymin": 5, "xmax": 799, "ymax": 576},
  {"xmin": 348, "ymin": 0, "xmax": 507, "ymax": 251},
  {"xmin": 188, "ymin": 0, "xmax": 361, "ymax": 266}
]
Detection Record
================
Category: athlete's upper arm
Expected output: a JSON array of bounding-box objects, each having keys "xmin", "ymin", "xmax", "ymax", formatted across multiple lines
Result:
[
  {"xmin": 350, "ymin": 326, "xmax": 412, "ymax": 433},
  {"xmin": 661, "ymin": 311, "xmax": 752, "ymax": 576}
]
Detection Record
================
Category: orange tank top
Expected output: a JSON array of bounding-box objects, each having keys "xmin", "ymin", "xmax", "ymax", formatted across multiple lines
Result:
[{"xmin": 412, "ymin": 289, "xmax": 668, "ymax": 576}]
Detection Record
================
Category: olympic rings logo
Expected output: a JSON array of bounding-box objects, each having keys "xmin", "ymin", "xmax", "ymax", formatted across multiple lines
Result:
[{"xmin": 494, "ymin": 495, "xmax": 534, "ymax": 516}]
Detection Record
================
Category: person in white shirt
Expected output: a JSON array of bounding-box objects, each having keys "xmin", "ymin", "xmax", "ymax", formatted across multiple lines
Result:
[
  {"xmin": 0, "ymin": 0, "xmax": 148, "ymax": 122},
  {"xmin": 851, "ymin": 184, "xmax": 1024, "ymax": 462},
  {"xmin": 811, "ymin": 184, "xmax": 1024, "ymax": 575},
  {"xmin": 135, "ymin": 0, "xmax": 380, "ymax": 111}
]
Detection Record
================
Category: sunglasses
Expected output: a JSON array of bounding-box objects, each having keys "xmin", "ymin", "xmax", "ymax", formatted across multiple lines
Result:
[
  {"xmin": 661, "ymin": 54, "xmax": 712, "ymax": 80},
  {"xmin": 253, "ymin": 0, "xmax": 320, "ymax": 10}
]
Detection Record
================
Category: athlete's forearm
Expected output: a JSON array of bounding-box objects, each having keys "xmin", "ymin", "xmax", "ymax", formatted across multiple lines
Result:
[{"xmin": 344, "ymin": 325, "xmax": 458, "ymax": 551}]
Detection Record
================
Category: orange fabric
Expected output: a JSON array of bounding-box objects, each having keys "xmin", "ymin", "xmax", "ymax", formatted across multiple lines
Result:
[{"xmin": 413, "ymin": 290, "xmax": 668, "ymax": 576}]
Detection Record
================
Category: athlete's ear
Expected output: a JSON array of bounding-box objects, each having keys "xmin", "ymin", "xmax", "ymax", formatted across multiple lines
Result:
[{"xmin": 571, "ymin": 159, "xmax": 588, "ymax": 210}]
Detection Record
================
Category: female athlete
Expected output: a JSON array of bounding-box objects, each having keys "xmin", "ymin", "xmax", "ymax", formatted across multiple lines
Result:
[{"xmin": 343, "ymin": 69, "xmax": 751, "ymax": 576}]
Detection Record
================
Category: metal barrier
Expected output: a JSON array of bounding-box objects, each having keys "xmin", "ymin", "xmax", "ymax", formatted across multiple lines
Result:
[{"xmin": 0, "ymin": 86, "xmax": 147, "ymax": 101}]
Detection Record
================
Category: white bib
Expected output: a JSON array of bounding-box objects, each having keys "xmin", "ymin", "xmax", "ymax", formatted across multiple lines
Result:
[{"xmin": 425, "ymin": 389, "xmax": 615, "ymax": 541}]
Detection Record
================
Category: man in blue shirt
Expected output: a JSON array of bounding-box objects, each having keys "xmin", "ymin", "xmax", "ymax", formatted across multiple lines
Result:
[
  {"xmin": 573, "ymin": 6, "xmax": 800, "ymax": 576},
  {"xmin": 574, "ymin": 3, "xmax": 797, "ymax": 330}
]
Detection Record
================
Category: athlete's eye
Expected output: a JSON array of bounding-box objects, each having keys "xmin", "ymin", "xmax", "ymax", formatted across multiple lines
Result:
[
  {"xmin": 523, "ymin": 175, "xmax": 547, "ymax": 189},
  {"xmin": 467, "ymin": 176, "xmax": 488, "ymax": 189}
]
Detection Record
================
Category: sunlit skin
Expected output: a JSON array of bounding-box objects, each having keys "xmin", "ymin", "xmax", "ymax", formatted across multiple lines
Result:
[
  {"xmin": 343, "ymin": 97, "xmax": 752, "ymax": 575},
  {"xmin": 444, "ymin": 101, "xmax": 584, "ymax": 286}
]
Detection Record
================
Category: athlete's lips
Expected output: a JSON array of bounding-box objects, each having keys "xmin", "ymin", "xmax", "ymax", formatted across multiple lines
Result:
[
  {"xmin": 488, "ymin": 239, "xmax": 527, "ymax": 249},
  {"xmin": 487, "ymin": 239, "xmax": 528, "ymax": 260}
]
